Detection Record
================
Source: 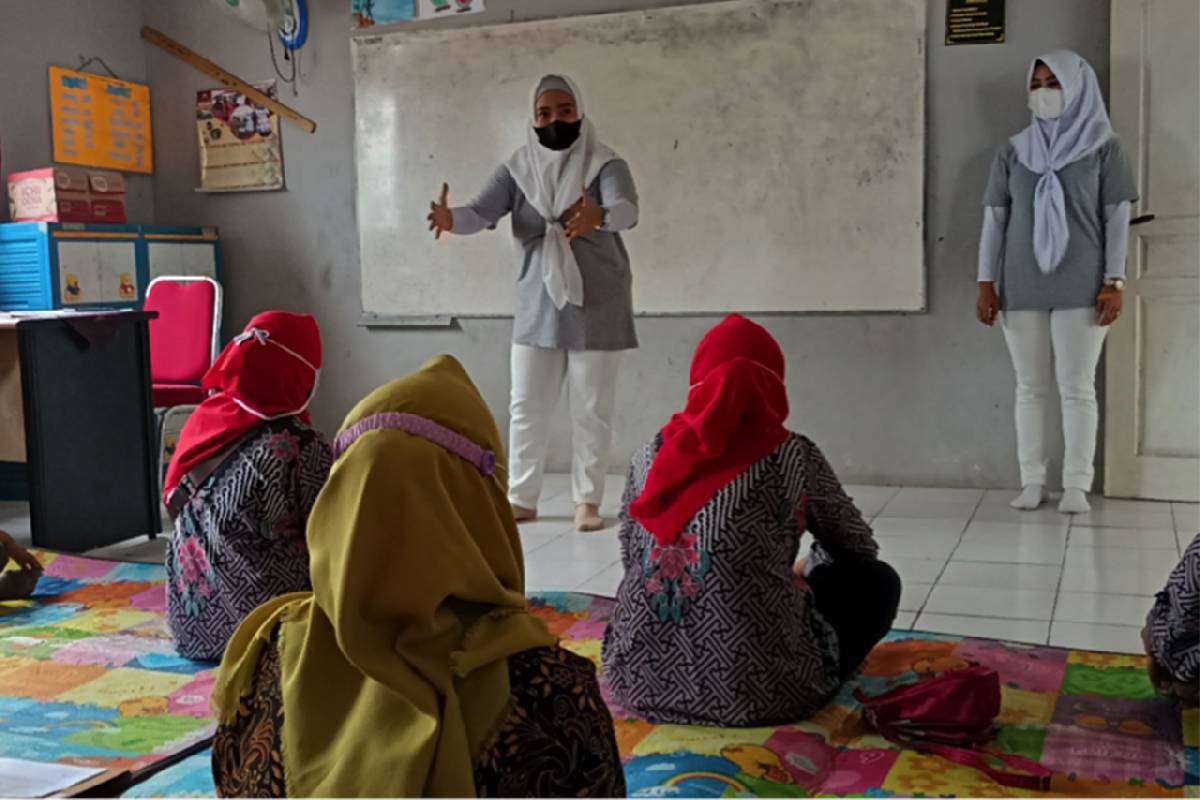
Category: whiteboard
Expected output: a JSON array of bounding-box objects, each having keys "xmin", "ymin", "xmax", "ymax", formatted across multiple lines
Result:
[{"xmin": 353, "ymin": 0, "xmax": 926, "ymax": 317}]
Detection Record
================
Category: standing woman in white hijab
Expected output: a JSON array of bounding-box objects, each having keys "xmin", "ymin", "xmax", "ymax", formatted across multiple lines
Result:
[
  {"xmin": 428, "ymin": 74, "xmax": 638, "ymax": 531},
  {"xmin": 975, "ymin": 51, "xmax": 1137, "ymax": 514}
]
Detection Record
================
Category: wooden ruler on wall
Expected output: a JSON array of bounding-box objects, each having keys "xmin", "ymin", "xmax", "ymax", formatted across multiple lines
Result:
[{"xmin": 141, "ymin": 27, "xmax": 317, "ymax": 134}]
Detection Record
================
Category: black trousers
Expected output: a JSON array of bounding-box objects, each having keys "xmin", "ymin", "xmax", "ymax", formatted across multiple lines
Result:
[{"xmin": 807, "ymin": 558, "xmax": 903, "ymax": 678}]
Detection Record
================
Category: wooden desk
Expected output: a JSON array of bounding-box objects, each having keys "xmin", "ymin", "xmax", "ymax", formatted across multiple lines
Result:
[{"xmin": 0, "ymin": 312, "xmax": 161, "ymax": 551}]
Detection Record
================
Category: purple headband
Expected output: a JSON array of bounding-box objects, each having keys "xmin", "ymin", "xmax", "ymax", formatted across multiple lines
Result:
[{"xmin": 333, "ymin": 412, "xmax": 497, "ymax": 476}]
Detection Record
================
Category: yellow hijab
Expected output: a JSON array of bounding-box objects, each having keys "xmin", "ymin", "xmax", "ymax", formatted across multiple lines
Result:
[{"xmin": 212, "ymin": 355, "xmax": 556, "ymax": 797}]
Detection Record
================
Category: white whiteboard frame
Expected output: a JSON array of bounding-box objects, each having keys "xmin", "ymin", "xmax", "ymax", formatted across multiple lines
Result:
[{"xmin": 352, "ymin": 0, "xmax": 928, "ymax": 320}]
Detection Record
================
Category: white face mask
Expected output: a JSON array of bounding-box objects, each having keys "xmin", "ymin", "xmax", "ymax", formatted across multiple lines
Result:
[{"xmin": 1028, "ymin": 88, "xmax": 1065, "ymax": 120}]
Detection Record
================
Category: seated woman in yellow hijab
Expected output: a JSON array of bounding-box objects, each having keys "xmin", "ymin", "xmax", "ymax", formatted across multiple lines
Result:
[{"xmin": 210, "ymin": 356, "xmax": 625, "ymax": 797}]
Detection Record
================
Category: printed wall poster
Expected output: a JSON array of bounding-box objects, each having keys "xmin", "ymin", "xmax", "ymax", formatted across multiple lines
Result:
[
  {"xmin": 417, "ymin": 0, "xmax": 484, "ymax": 18},
  {"xmin": 353, "ymin": 0, "xmax": 415, "ymax": 27},
  {"xmin": 196, "ymin": 81, "xmax": 285, "ymax": 192},
  {"xmin": 49, "ymin": 67, "xmax": 153, "ymax": 174}
]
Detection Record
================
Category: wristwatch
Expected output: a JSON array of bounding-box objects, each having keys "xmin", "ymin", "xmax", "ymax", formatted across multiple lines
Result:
[{"xmin": 1105, "ymin": 278, "xmax": 1126, "ymax": 291}]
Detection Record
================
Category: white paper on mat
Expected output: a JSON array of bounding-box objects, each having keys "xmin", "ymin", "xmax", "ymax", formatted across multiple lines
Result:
[
  {"xmin": 0, "ymin": 757, "xmax": 105, "ymax": 798},
  {"xmin": 417, "ymin": 0, "xmax": 484, "ymax": 18}
]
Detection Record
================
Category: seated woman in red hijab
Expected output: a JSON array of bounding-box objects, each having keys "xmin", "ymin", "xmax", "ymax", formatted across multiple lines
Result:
[
  {"xmin": 163, "ymin": 312, "xmax": 332, "ymax": 662},
  {"xmin": 603, "ymin": 315, "xmax": 900, "ymax": 726}
]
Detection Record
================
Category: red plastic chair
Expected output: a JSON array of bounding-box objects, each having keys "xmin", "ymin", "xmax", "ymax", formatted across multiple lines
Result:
[
  {"xmin": 144, "ymin": 276, "xmax": 223, "ymax": 502},
  {"xmin": 145, "ymin": 277, "xmax": 222, "ymax": 406}
]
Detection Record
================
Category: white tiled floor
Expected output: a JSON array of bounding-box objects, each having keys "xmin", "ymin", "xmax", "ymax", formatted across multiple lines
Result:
[
  {"xmin": 512, "ymin": 479, "xmax": 1195, "ymax": 656},
  {"xmin": 5, "ymin": 476, "xmax": 1196, "ymax": 656}
]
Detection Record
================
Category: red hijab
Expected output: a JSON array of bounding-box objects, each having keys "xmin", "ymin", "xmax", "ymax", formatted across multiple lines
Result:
[
  {"xmin": 163, "ymin": 311, "xmax": 322, "ymax": 504},
  {"xmin": 630, "ymin": 315, "xmax": 790, "ymax": 547}
]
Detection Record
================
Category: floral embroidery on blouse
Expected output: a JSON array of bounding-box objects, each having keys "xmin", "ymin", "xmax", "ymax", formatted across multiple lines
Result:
[
  {"xmin": 268, "ymin": 430, "xmax": 301, "ymax": 461},
  {"xmin": 175, "ymin": 526, "xmax": 217, "ymax": 619},
  {"xmin": 165, "ymin": 418, "xmax": 331, "ymax": 662},
  {"xmin": 643, "ymin": 532, "xmax": 712, "ymax": 622}
]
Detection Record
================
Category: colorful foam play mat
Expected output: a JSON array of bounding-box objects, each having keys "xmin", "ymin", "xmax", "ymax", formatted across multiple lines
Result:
[
  {"xmin": 121, "ymin": 749, "xmax": 214, "ymax": 798},
  {"xmin": 127, "ymin": 595, "xmax": 1200, "ymax": 798},
  {"xmin": 0, "ymin": 551, "xmax": 215, "ymax": 796},
  {"xmin": 1, "ymin": 555, "xmax": 1196, "ymax": 797},
  {"xmin": 544, "ymin": 594, "xmax": 1198, "ymax": 799}
]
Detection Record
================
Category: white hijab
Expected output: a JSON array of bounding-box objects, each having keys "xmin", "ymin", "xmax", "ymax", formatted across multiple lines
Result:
[
  {"xmin": 504, "ymin": 75, "xmax": 617, "ymax": 309},
  {"xmin": 1010, "ymin": 50, "xmax": 1113, "ymax": 273}
]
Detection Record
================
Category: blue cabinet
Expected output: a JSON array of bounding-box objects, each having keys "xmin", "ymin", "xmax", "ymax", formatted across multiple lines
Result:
[{"xmin": 0, "ymin": 223, "xmax": 221, "ymax": 311}]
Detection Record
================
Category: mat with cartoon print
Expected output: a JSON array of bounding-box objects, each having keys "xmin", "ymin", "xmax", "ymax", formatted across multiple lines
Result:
[
  {"xmin": 0, "ymin": 551, "xmax": 215, "ymax": 785},
  {"xmin": 10, "ymin": 564, "xmax": 1191, "ymax": 798},
  {"xmin": 532, "ymin": 593, "xmax": 1198, "ymax": 798},
  {"xmin": 120, "ymin": 749, "xmax": 214, "ymax": 798}
]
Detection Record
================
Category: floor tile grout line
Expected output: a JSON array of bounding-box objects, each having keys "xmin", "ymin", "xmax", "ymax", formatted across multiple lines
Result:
[
  {"xmin": 1050, "ymin": 587, "xmax": 1156, "ymax": 599},
  {"xmin": 567, "ymin": 558, "xmax": 622, "ymax": 593},
  {"xmin": 1045, "ymin": 513, "xmax": 1078, "ymax": 644},
  {"xmin": 520, "ymin": 531, "xmax": 572, "ymax": 555},
  {"xmin": 876, "ymin": 485, "xmax": 903, "ymax": 515},
  {"xmin": 1172, "ymin": 505, "xmax": 1195, "ymax": 557},
  {"xmin": 916, "ymin": 610, "xmax": 1057, "ymax": 624},
  {"xmin": 911, "ymin": 492, "xmax": 981, "ymax": 623}
]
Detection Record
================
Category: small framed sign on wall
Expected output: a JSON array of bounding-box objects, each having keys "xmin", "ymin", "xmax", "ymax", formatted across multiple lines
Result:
[{"xmin": 946, "ymin": 0, "xmax": 1005, "ymax": 45}]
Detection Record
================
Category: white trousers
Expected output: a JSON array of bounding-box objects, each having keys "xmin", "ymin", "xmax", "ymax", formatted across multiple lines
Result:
[
  {"xmin": 1001, "ymin": 308, "xmax": 1108, "ymax": 491},
  {"xmin": 508, "ymin": 344, "xmax": 622, "ymax": 509}
]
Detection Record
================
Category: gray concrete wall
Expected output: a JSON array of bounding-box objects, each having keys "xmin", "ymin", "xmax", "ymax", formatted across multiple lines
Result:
[
  {"xmin": 139, "ymin": 0, "xmax": 1110, "ymax": 489},
  {"xmin": 0, "ymin": 0, "xmax": 153, "ymax": 222}
]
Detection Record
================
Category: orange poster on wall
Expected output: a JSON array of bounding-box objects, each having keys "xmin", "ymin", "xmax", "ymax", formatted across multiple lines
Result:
[{"xmin": 49, "ymin": 66, "xmax": 153, "ymax": 174}]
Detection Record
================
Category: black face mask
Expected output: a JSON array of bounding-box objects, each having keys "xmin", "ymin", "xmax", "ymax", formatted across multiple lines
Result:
[{"xmin": 534, "ymin": 119, "xmax": 582, "ymax": 151}]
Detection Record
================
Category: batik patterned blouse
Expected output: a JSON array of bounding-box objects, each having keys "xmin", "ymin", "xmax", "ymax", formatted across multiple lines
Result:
[
  {"xmin": 602, "ymin": 432, "xmax": 879, "ymax": 727},
  {"xmin": 165, "ymin": 418, "xmax": 331, "ymax": 661},
  {"xmin": 1147, "ymin": 533, "xmax": 1200, "ymax": 683},
  {"xmin": 212, "ymin": 633, "xmax": 626, "ymax": 798}
]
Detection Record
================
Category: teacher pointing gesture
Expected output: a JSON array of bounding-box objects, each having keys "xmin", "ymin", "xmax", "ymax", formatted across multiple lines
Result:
[{"xmin": 428, "ymin": 74, "xmax": 639, "ymax": 531}]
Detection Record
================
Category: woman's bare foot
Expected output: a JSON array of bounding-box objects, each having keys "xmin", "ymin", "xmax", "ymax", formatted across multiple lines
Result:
[
  {"xmin": 575, "ymin": 503, "xmax": 604, "ymax": 532},
  {"xmin": 512, "ymin": 504, "xmax": 538, "ymax": 523}
]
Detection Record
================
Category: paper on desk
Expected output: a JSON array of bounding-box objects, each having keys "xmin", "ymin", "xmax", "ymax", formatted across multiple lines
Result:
[
  {"xmin": 0, "ymin": 757, "xmax": 105, "ymax": 798},
  {"xmin": 0, "ymin": 310, "xmax": 132, "ymax": 322}
]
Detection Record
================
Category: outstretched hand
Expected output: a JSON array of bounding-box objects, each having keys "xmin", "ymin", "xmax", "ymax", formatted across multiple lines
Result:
[
  {"xmin": 427, "ymin": 183, "xmax": 452, "ymax": 239},
  {"xmin": 565, "ymin": 184, "xmax": 604, "ymax": 241}
]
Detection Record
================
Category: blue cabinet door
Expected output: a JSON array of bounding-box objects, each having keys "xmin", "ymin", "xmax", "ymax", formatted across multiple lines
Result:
[{"xmin": 0, "ymin": 223, "xmax": 221, "ymax": 310}]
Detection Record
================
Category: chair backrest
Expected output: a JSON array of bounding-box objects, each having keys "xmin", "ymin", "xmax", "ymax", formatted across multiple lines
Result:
[{"xmin": 145, "ymin": 277, "xmax": 223, "ymax": 384}]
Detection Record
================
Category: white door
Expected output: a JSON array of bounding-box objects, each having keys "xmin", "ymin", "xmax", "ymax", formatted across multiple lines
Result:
[{"xmin": 1105, "ymin": 0, "xmax": 1200, "ymax": 501}]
